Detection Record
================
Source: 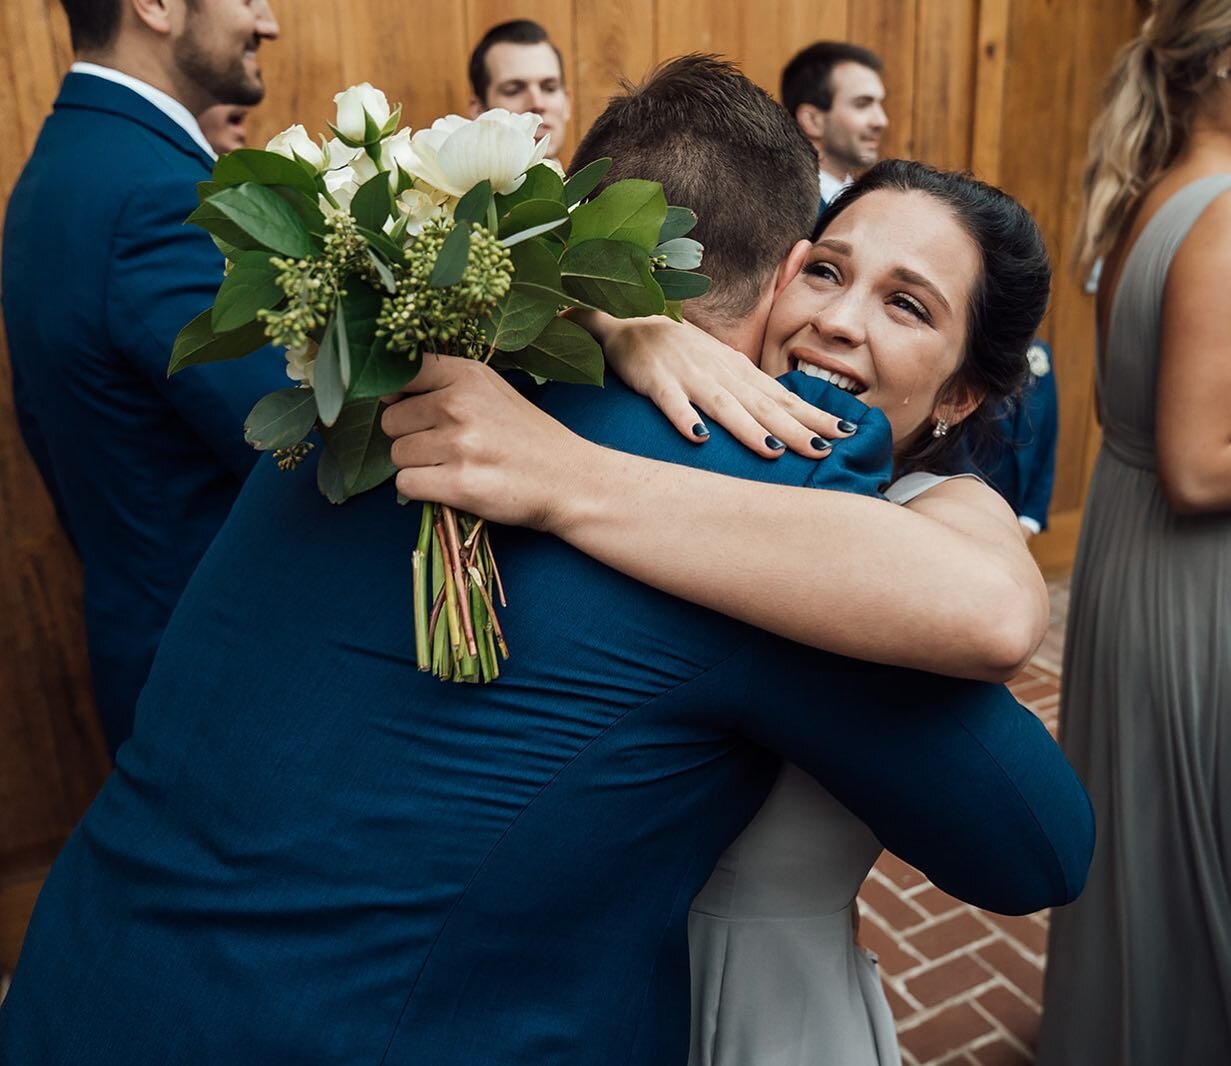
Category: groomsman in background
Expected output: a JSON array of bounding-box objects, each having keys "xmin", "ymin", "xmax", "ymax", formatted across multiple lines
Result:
[
  {"xmin": 467, "ymin": 19, "xmax": 571, "ymax": 160},
  {"xmin": 1, "ymin": 0, "xmax": 287, "ymax": 757},
  {"xmin": 780, "ymin": 41, "xmax": 887, "ymax": 212},
  {"xmin": 197, "ymin": 103, "xmax": 250, "ymax": 153}
]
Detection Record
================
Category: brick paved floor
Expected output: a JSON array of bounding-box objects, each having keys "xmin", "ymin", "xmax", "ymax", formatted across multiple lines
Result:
[{"xmin": 858, "ymin": 578, "xmax": 1068, "ymax": 1065}]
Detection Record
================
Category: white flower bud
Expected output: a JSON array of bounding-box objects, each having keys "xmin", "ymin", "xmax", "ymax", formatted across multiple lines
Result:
[
  {"xmin": 333, "ymin": 83, "xmax": 391, "ymax": 142},
  {"xmin": 266, "ymin": 124, "xmax": 326, "ymax": 172}
]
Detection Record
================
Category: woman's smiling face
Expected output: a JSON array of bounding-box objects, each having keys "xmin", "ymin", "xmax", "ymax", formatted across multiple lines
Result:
[{"xmin": 760, "ymin": 189, "xmax": 982, "ymax": 445}]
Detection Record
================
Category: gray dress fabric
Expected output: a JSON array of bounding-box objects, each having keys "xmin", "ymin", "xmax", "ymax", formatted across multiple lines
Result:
[
  {"xmin": 1037, "ymin": 174, "xmax": 1231, "ymax": 1066},
  {"xmin": 687, "ymin": 474, "xmax": 965, "ymax": 1066}
]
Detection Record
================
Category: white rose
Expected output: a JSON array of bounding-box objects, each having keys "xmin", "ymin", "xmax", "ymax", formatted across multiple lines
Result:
[
  {"xmin": 333, "ymin": 82, "xmax": 391, "ymax": 142},
  {"xmin": 285, "ymin": 340, "xmax": 319, "ymax": 387},
  {"xmin": 348, "ymin": 150, "xmax": 380, "ymax": 186},
  {"xmin": 266, "ymin": 124, "xmax": 326, "ymax": 172},
  {"xmin": 322, "ymin": 136, "xmax": 361, "ymax": 170},
  {"xmin": 380, "ymin": 128, "xmax": 415, "ymax": 183},
  {"xmin": 322, "ymin": 166, "xmax": 361, "ymax": 212},
  {"xmin": 401, "ymin": 108, "xmax": 550, "ymax": 197}
]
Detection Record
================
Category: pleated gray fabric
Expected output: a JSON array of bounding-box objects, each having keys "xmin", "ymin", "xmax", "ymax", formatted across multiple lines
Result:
[{"xmin": 1037, "ymin": 174, "xmax": 1231, "ymax": 1066}]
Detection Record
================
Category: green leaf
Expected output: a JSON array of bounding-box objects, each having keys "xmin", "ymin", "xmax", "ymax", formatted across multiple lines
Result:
[
  {"xmin": 560, "ymin": 239, "xmax": 665, "ymax": 318},
  {"xmin": 350, "ymin": 172, "xmax": 393, "ymax": 232},
  {"xmin": 500, "ymin": 215, "xmax": 569, "ymax": 248},
  {"xmin": 568, "ymin": 179, "xmax": 667, "ymax": 252},
  {"xmin": 496, "ymin": 163, "xmax": 565, "ymax": 213},
  {"xmin": 498, "ymin": 198, "xmax": 568, "ymax": 241},
  {"xmin": 511, "ymin": 237, "xmax": 562, "ymax": 288},
  {"xmin": 211, "ymin": 234, "xmax": 247, "ymax": 263},
  {"xmin": 429, "ymin": 222, "xmax": 471, "ymax": 287},
  {"xmin": 213, "ymin": 148, "xmax": 319, "ymax": 198},
  {"xmin": 211, "ymin": 251, "xmax": 283, "ymax": 332},
  {"xmin": 271, "ymin": 186, "xmax": 328, "ymax": 237},
  {"xmin": 563, "ymin": 157, "xmax": 613, "ymax": 207},
  {"xmin": 243, "ymin": 388, "xmax": 318, "ymax": 450},
  {"xmin": 654, "ymin": 236, "xmax": 704, "ymax": 270},
  {"xmin": 366, "ymin": 247, "xmax": 397, "ymax": 294},
  {"xmin": 655, "ymin": 269, "xmax": 712, "ymax": 301},
  {"xmin": 187, "ymin": 200, "xmax": 267, "ymax": 253},
  {"xmin": 482, "ymin": 290, "xmax": 558, "ymax": 353},
  {"xmin": 317, "ymin": 398, "xmax": 396, "ymax": 500},
  {"xmin": 658, "ymin": 205, "xmax": 698, "ymax": 243},
  {"xmin": 454, "ymin": 180, "xmax": 493, "ymax": 225},
  {"xmin": 168, "ymin": 309, "xmax": 269, "ymax": 376},
  {"xmin": 511, "ymin": 317, "xmax": 605, "ymax": 386},
  {"xmin": 664, "ymin": 299, "xmax": 685, "ymax": 322},
  {"xmin": 198, "ymin": 180, "xmax": 222, "ymax": 204},
  {"xmin": 340, "ymin": 281, "xmax": 420, "ymax": 399},
  {"xmin": 313, "ymin": 311, "xmax": 346, "ymax": 426},
  {"xmin": 316, "ymin": 444, "xmax": 347, "ymax": 503},
  {"xmin": 203, "ymin": 183, "xmax": 317, "ymax": 259},
  {"xmin": 357, "ymin": 225, "xmax": 404, "ymax": 265},
  {"xmin": 511, "ymin": 280, "xmax": 594, "ymax": 310}
]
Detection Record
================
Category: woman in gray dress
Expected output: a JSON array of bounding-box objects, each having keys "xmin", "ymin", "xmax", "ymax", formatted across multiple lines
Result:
[{"xmin": 1038, "ymin": 3, "xmax": 1231, "ymax": 1063}]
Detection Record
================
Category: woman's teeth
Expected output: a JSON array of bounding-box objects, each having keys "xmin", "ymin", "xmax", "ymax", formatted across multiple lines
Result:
[{"xmin": 795, "ymin": 362, "xmax": 864, "ymax": 395}]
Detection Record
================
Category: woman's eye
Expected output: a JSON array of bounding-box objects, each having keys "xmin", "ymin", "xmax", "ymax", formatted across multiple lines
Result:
[
  {"xmin": 891, "ymin": 293, "xmax": 930, "ymax": 322},
  {"xmin": 804, "ymin": 262, "xmax": 839, "ymax": 282}
]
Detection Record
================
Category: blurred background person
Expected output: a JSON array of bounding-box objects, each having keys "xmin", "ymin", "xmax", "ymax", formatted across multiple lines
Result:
[
  {"xmin": 780, "ymin": 41, "xmax": 887, "ymax": 211},
  {"xmin": 196, "ymin": 103, "xmax": 249, "ymax": 153},
  {"xmin": 467, "ymin": 19, "xmax": 570, "ymax": 161},
  {"xmin": 1038, "ymin": 2, "xmax": 1231, "ymax": 1063}
]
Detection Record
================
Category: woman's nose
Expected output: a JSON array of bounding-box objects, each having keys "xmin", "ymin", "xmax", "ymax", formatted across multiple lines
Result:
[{"xmin": 812, "ymin": 291, "xmax": 867, "ymax": 348}]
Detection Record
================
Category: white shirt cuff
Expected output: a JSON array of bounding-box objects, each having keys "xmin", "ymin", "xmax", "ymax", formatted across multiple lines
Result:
[{"xmin": 1019, "ymin": 516, "xmax": 1042, "ymax": 535}]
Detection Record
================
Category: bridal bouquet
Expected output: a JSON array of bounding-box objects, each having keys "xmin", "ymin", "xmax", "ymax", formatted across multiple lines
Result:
[{"xmin": 171, "ymin": 83, "xmax": 709, "ymax": 683}]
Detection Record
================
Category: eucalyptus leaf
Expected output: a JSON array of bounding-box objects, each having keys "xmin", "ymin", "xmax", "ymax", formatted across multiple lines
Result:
[
  {"xmin": 499, "ymin": 215, "xmax": 569, "ymax": 248},
  {"xmin": 511, "ymin": 238, "xmax": 562, "ymax": 288},
  {"xmin": 654, "ymin": 237, "xmax": 704, "ymax": 270},
  {"xmin": 340, "ymin": 282, "xmax": 419, "ymax": 399},
  {"xmin": 357, "ymin": 225, "xmax": 404, "ymax": 265},
  {"xmin": 498, "ymin": 198, "xmax": 568, "ymax": 241},
  {"xmin": 658, "ymin": 205, "xmax": 698, "ymax": 243},
  {"xmin": 316, "ymin": 444, "xmax": 347, "ymax": 503},
  {"xmin": 482, "ymin": 289, "xmax": 558, "ymax": 353},
  {"xmin": 313, "ymin": 312, "xmax": 346, "ymax": 426},
  {"xmin": 212, "ymin": 251, "xmax": 283, "ymax": 332},
  {"xmin": 211, "ymin": 234, "xmax": 247, "ymax": 263},
  {"xmin": 568, "ymin": 179, "xmax": 667, "ymax": 252},
  {"xmin": 454, "ymin": 180, "xmax": 493, "ymax": 225},
  {"xmin": 317, "ymin": 397, "xmax": 396, "ymax": 500},
  {"xmin": 429, "ymin": 222, "xmax": 470, "ymax": 287},
  {"xmin": 213, "ymin": 148, "xmax": 319, "ymax": 198},
  {"xmin": 204, "ymin": 183, "xmax": 317, "ymax": 259},
  {"xmin": 366, "ymin": 248, "xmax": 397, "ymax": 294},
  {"xmin": 495, "ymin": 164, "xmax": 565, "ymax": 214},
  {"xmin": 168, "ymin": 310, "xmax": 269, "ymax": 376},
  {"xmin": 563, "ymin": 157, "xmax": 613, "ymax": 207},
  {"xmin": 512, "ymin": 317, "xmax": 605, "ymax": 386},
  {"xmin": 271, "ymin": 186, "xmax": 328, "ymax": 237},
  {"xmin": 511, "ymin": 280, "xmax": 593, "ymax": 310},
  {"xmin": 560, "ymin": 239, "xmax": 665, "ymax": 318},
  {"xmin": 351, "ymin": 172, "xmax": 393, "ymax": 232},
  {"xmin": 655, "ymin": 269, "xmax": 712, "ymax": 301},
  {"xmin": 243, "ymin": 388, "xmax": 318, "ymax": 451},
  {"xmin": 187, "ymin": 200, "xmax": 266, "ymax": 253},
  {"xmin": 664, "ymin": 298, "xmax": 685, "ymax": 322}
]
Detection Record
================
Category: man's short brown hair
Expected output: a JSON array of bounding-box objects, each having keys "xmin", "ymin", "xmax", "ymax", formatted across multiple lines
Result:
[{"xmin": 569, "ymin": 55, "xmax": 818, "ymax": 326}]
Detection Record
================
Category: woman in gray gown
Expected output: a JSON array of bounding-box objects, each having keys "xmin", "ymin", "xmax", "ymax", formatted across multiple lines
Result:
[{"xmin": 1038, "ymin": 3, "xmax": 1231, "ymax": 1063}]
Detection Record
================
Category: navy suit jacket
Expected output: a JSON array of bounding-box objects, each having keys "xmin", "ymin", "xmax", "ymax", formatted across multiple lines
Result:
[
  {"xmin": 1, "ymin": 73, "xmax": 287, "ymax": 754},
  {"xmin": 0, "ymin": 374, "xmax": 1093, "ymax": 1065}
]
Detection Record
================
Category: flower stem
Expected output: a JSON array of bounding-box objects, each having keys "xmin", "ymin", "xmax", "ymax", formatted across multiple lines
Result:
[{"xmin": 442, "ymin": 505, "xmax": 479, "ymax": 659}]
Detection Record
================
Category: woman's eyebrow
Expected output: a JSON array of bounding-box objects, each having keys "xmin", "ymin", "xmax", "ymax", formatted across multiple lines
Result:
[
  {"xmin": 892, "ymin": 267, "xmax": 951, "ymax": 314},
  {"xmin": 814, "ymin": 238, "xmax": 853, "ymax": 256}
]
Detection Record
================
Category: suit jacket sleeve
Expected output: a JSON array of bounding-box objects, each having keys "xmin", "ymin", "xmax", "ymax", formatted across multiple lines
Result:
[
  {"xmin": 1017, "ymin": 362, "xmax": 1058, "ymax": 529},
  {"xmin": 106, "ymin": 177, "xmax": 289, "ymax": 480}
]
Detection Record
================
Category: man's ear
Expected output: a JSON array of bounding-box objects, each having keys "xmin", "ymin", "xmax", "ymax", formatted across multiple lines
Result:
[
  {"xmin": 794, "ymin": 103, "xmax": 826, "ymax": 141},
  {"xmin": 468, "ymin": 96, "xmax": 484, "ymax": 119},
  {"xmin": 772, "ymin": 239, "xmax": 812, "ymax": 301},
  {"xmin": 129, "ymin": 0, "xmax": 174, "ymax": 35}
]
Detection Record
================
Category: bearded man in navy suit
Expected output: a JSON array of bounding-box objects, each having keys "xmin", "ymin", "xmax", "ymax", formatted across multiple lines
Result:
[
  {"xmin": 0, "ymin": 57, "xmax": 1092, "ymax": 1066},
  {"xmin": 2, "ymin": 0, "xmax": 287, "ymax": 755}
]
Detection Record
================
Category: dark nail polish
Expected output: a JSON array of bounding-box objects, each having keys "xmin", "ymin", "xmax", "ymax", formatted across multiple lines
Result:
[
  {"xmin": 692, "ymin": 422, "xmax": 709, "ymax": 439},
  {"xmin": 811, "ymin": 436, "xmax": 832, "ymax": 451},
  {"xmin": 837, "ymin": 419, "xmax": 858, "ymax": 434},
  {"xmin": 765, "ymin": 435, "xmax": 785, "ymax": 450}
]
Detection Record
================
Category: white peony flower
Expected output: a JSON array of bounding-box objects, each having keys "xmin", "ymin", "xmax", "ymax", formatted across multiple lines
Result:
[
  {"xmin": 266, "ymin": 124, "xmax": 326, "ymax": 172},
  {"xmin": 393, "ymin": 188, "xmax": 448, "ymax": 236},
  {"xmin": 1027, "ymin": 342, "xmax": 1051, "ymax": 378},
  {"xmin": 285, "ymin": 340, "xmax": 319, "ymax": 387},
  {"xmin": 401, "ymin": 108, "xmax": 551, "ymax": 197},
  {"xmin": 333, "ymin": 83, "xmax": 391, "ymax": 142}
]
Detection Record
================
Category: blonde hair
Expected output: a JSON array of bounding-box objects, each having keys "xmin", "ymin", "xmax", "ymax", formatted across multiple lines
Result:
[{"xmin": 1076, "ymin": 0, "xmax": 1231, "ymax": 274}]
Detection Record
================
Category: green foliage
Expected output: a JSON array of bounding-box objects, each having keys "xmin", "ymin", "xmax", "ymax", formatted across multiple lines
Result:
[
  {"xmin": 496, "ymin": 164, "xmax": 564, "ymax": 213},
  {"xmin": 272, "ymin": 186, "xmax": 328, "ymax": 238},
  {"xmin": 243, "ymin": 388, "xmax": 318, "ymax": 451},
  {"xmin": 561, "ymin": 239, "xmax": 665, "ymax": 318},
  {"xmin": 316, "ymin": 398, "xmax": 396, "ymax": 502},
  {"xmin": 498, "ymin": 199, "xmax": 569, "ymax": 241},
  {"xmin": 350, "ymin": 172, "xmax": 394, "ymax": 232},
  {"xmin": 512, "ymin": 317, "xmax": 604, "ymax": 385},
  {"xmin": 455, "ymin": 180, "xmax": 493, "ymax": 225},
  {"xmin": 658, "ymin": 206, "xmax": 698, "ymax": 243},
  {"xmin": 213, "ymin": 148, "xmax": 319, "ymax": 198},
  {"xmin": 568, "ymin": 179, "xmax": 667, "ymax": 252},
  {"xmin": 655, "ymin": 269, "xmax": 712, "ymax": 301},
  {"xmin": 169, "ymin": 309, "xmax": 270, "ymax": 376},
  {"xmin": 190, "ymin": 183, "xmax": 318, "ymax": 259},
  {"xmin": 314, "ymin": 302, "xmax": 347, "ymax": 426},
  {"xmin": 429, "ymin": 223, "xmax": 471, "ymax": 287},
  {"xmin": 654, "ymin": 237, "xmax": 704, "ymax": 270},
  {"xmin": 341, "ymin": 282, "xmax": 419, "ymax": 398},
  {"xmin": 212, "ymin": 251, "xmax": 285, "ymax": 332},
  {"xmin": 563, "ymin": 157, "xmax": 613, "ymax": 207}
]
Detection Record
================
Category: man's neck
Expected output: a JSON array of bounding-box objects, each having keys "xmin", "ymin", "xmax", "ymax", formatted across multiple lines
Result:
[
  {"xmin": 76, "ymin": 45, "xmax": 210, "ymax": 116},
  {"xmin": 818, "ymin": 161, "xmax": 849, "ymax": 184}
]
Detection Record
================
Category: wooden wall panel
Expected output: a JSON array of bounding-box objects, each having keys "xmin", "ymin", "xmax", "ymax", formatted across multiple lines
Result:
[
  {"xmin": 573, "ymin": 0, "xmax": 656, "ymax": 136},
  {"xmin": 912, "ymin": 0, "xmax": 978, "ymax": 170},
  {"xmin": 847, "ymin": 0, "xmax": 917, "ymax": 160}
]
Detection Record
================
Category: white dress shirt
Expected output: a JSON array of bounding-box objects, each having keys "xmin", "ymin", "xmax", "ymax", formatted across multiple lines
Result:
[
  {"xmin": 70, "ymin": 61, "xmax": 217, "ymax": 161},
  {"xmin": 818, "ymin": 169, "xmax": 852, "ymax": 207}
]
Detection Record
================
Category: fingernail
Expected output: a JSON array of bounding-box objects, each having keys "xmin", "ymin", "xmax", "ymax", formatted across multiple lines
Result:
[
  {"xmin": 765, "ymin": 435, "xmax": 785, "ymax": 450},
  {"xmin": 811, "ymin": 436, "xmax": 832, "ymax": 451},
  {"xmin": 837, "ymin": 419, "xmax": 858, "ymax": 434},
  {"xmin": 692, "ymin": 422, "xmax": 710, "ymax": 439}
]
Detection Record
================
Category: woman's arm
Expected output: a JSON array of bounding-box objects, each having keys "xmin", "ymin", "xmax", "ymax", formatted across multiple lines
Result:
[
  {"xmin": 383, "ymin": 358, "xmax": 1048, "ymax": 682},
  {"xmin": 1155, "ymin": 191, "xmax": 1231, "ymax": 513}
]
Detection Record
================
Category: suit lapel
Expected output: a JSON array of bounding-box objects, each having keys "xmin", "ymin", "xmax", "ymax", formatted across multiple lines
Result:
[{"xmin": 55, "ymin": 72, "xmax": 214, "ymax": 171}]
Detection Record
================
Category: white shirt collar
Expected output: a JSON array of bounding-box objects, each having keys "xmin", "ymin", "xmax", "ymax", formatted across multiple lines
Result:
[
  {"xmin": 818, "ymin": 169, "xmax": 852, "ymax": 207},
  {"xmin": 70, "ymin": 61, "xmax": 217, "ymax": 161}
]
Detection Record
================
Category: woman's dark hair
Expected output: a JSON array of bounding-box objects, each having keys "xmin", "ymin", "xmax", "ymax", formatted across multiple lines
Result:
[{"xmin": 817, "ymin": 159, "xmax": 1051, "ymax": 475}]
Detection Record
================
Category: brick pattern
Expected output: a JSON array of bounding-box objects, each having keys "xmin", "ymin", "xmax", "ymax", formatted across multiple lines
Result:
[{"xmin": 859, "ymin": 654, "xmax": 1063, "ymax": 1066}]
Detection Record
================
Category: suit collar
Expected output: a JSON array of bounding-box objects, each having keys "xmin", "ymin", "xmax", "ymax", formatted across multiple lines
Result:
[{"xmin": 55, "ymin": 71, "xmax": 215, "ymax": 171}]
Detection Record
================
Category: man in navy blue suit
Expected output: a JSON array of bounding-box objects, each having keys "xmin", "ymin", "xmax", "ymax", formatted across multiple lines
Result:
[
  {"xmin": 2, "ymin": 0, "xmax": 287, "ymax": 755},
  {"xmin": 0, "ymin": 58, "xmax": 1091, "ymax": 1066}
]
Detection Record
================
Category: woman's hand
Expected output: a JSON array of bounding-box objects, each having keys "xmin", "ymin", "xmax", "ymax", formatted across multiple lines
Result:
[{"xmin": 585, "ymin": 312, "xmax": 856, "ymax": 459}]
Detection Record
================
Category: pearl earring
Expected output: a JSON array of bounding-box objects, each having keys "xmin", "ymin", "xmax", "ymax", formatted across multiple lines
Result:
[
  {"xmin": 1218, "ymin": 68, "xmax": 1231, "ymax": 80},
  {"xmin": 932, "ymin": 417, "xmax": 949, "ymax": 438}
]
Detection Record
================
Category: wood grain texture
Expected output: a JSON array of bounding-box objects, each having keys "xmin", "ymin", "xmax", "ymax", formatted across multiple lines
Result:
[{"xmin": 0, "ymin": 0, "xmax": 1143, "ymax": 923}]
